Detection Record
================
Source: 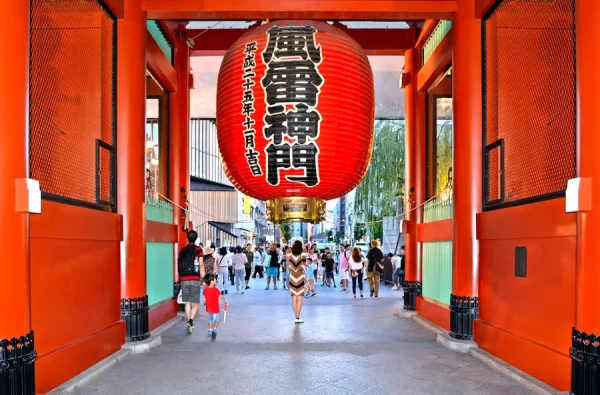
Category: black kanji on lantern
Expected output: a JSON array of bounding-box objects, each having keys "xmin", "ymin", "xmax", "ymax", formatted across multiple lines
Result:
[
  {"xmin": 241, "ymin": 41, "xmax": 262, "ymax": 175},
  {"xmin": 264, "ymin": 104, "xmax": 321, "ymax": 145},
  {"xmin": 261, "ymin": 60, "xmax": 323, "ymax": 107},
  {"xmin": 261, "ymin": 25, "xmax": 323, "ymax": 187},
  {"xmin": 265, "ymin": 142, "xmax": 319, "ymax": 186},
  {"xmin": 266, "ymin": 143, "xmax": 292, "ymax": 185},
  {"xmin": 287, "ymin": 142, "xmax": 319, "ymax": 186},
  {"xmin": 262, "ymin": 26, "xmax": 322, "ymax": 63}
]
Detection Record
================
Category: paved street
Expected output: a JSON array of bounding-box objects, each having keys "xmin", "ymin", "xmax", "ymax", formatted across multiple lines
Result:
[{"xmin": 71, "ymin": 276, "xmax": 534, "ymax": 395}]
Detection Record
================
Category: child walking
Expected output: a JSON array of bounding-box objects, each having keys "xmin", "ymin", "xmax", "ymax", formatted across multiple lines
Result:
[
  {"xmin": 304, "ymin": 257, "xmax": 316, "ymax": 297},
  {"xmin": 203, "ymin": 273, "xmax": 228, "ymax": 339}
]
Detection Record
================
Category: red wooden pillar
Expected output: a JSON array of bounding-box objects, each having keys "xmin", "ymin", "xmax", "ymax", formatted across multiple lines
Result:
[
  {"xmin": 169, "ymin": 24, "xmax": 191, "ymax": 283},
  {"xmin": 0, "ymin": 1, "xmax": 36, "ymax": 392},
  {"xmin": 449, "ymin": 0, "xmax": 482, "ymax": 341},
  {"xmin": 402, "ymin": 47, "xmax": 422, "ymax": 310},
  {"xmin": 117, "ymin": 0, "xmax": 149, "ymax": 341},
  {"xmin": 572, "ymin": 1, "xmax": 600, "ymax": 393}
]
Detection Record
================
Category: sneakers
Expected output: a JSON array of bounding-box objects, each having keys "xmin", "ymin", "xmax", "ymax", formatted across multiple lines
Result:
[
  {"xmin": 353, "ymin": 295, "xmax": 356, "ymax": 299},
  {"xmin": 241, "ymin": 290, "xmax": 245, "ymax": 294},
  {"xmin": 360, "ymin": 294, "xmax": 364, "ymax": 298},
  {"xmin": 186, "ymin": 320, "xmax": 195, "ymax": 334},
  {"xmin": 211, "ymin": 330, "xmax": 217, "ymax": 339},
  {"xmin": 392, "ymin": 286, "xmax": 399, "ymax": 291},
  {"xmin": 334, "ymin": 284, "xmax": 337, "ymax": 288},
  {"xmin": 265, "ymin": 286, "xmax": 269, "ymax": 290},
  {"xmin": 207, "ymin": 330, "xmax": 213, "ymax": 337},
  {"xmin": 274, "ymin": 286, "xmax": 278, "ymax": 290},
  {"xmin": 245, "ymin": 286, "xmax": 250, "ymax": 290},
  {"xmin": 294, "ymin": 318, "xmax": 304, "ymax": 324}
]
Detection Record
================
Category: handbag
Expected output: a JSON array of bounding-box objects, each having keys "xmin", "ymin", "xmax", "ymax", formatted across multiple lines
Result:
[
  {"xmin": 263, "ymin": 253, "xmax": 272, "ymax": 268},
  {"xmin": 177, "ymin": 289, "xmax": 184, "ymax": 304}
]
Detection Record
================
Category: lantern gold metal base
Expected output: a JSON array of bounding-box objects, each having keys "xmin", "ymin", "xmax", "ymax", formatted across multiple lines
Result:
[{"xmin": 266, "ymin": 197, "xmax": 326, "ymax": 224}]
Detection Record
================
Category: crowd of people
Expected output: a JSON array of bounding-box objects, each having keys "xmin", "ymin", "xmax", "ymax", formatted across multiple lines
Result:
[{"xmin": 176, "ymin": 230, "xmax": 406, "ymax": 336}]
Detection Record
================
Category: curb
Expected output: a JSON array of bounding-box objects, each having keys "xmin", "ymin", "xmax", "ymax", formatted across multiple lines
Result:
[
  {"xmin": 470, "ymin": 348, "xmax": 567, "ymax": 395},
  {"xmin": 46, "ymin": 316, "xmax": 179, "ymax": 394},
  {"xmin": 46, "ymin": 349, "xmax": 131, "ymax": 394},
  {"xmin": 403, "ymin": 313, "xmax": 564, "ymax": 395}
]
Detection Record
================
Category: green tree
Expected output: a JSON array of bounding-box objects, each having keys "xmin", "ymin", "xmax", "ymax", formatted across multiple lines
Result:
[
  {"xmin": 327, "ymin": 229, "xmax": 333, "ymax": 242},
  {"xmin": 354, "ymin": 120, "xmax": 405, "ymax": 241},
  {"xmin": 354, "ymin": 222, "xmax": 366, "ymax": 241},
  {"xmin": 278, "ymin": 224, "xmax": 292, "ymax": 243},
  {"xmin": 435, "ymin": 121, "xmax": 453, "ymax": 195}
]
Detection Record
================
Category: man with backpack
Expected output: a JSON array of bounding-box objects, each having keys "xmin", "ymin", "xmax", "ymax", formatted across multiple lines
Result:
[{"xmin": 178, "ymin": 230, "xmax": 204, "ymax": 334}]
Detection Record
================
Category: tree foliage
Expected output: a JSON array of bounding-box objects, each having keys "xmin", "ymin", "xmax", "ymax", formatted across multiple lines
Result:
[
  {"xmin": 354, "ymin": 120, "xmax": 405, "ymax": 241},
  {"xmin": 278, "ymin": 224, "xmax": 292, "ymax": 243},
  {"xmin": 435, "ymin": 121, "xmax": 453, "ymax": 195}
]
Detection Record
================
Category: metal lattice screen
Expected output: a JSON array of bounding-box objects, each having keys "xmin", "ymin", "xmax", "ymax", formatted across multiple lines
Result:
[
  {"xmin": 30, "ymin": 0, "xmax": 116, "ymax": 209},
  {"xmin": 483, "ymin": 0, "xmax": 576, "ymax": 208}
]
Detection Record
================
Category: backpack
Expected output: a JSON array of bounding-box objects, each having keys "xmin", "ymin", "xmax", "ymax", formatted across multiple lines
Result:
[{"xmin": 178, "ymin": 244, "xmax": 197, "ymax": 277}]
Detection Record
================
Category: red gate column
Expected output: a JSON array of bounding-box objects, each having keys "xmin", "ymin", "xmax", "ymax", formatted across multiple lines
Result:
[
  {"xmin": 117, "ymin": 0, "xmax": 149, "ymax": 342},
  {"xmin": 571, "ymin": 1, "xmax": 600, "ymax": 393},
  {"xmin": 0, "ymin": 1, "xmax": 36, "ymax": 392},
  {"xmin": 402, "ymin": 47, "xmax": 421, "ymax": 310},
  {"xmin": 169, "ymin": 23, "xmax": 191, "ymax": 282},
  {"xmin": 450, "ymin": 0, "xmax": 482, "ymax": 341}
]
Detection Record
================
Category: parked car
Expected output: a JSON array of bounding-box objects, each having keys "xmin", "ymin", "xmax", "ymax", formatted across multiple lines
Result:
[{"xmin": 353, "ymin": 242, "xmax": 369, "ymax": 257}]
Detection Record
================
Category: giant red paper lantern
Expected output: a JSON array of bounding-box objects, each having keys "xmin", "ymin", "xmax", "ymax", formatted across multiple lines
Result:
[{"xmin": 216, "ymin": 20, "xmax": 374, "ymax": 223}]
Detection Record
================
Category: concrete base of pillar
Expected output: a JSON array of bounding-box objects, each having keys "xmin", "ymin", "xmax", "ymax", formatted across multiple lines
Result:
[
  {"xmin": 121, "ymin": 315, "xmax": 179, "ymax": 354},
  {"xmin": 395, "ymin": 308, "xmax": 418, "ymax": 319},
  {"xmin": 437, "ymin": 332, "xmax": 478, "ymax": 353}
]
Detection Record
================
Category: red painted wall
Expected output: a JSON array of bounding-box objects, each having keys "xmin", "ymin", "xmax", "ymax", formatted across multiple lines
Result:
[
  {"xmin": 476, "ymin": 198, "xmax": 575, "ymax": 391},
  {"xmin": 30, "ymin": 201, "xmax": 125, "ymax": 393},
  {"xmin": 417, "ymin": 296, "xmax": 450, "ymax": 331}
]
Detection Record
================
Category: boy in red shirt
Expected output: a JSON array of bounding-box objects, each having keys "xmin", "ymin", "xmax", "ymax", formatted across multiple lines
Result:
[{"xmin": 203, "ymin": 273, "xmax": 228, "ymax": 338}]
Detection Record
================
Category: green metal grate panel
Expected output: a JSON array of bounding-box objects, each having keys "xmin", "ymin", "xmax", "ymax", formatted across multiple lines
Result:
[
  {"xmin": 422, "ymin": 20, "xmax": 452, "ymax": 65},
  {"xmin": 146, "ymin": 242, "xmax": 174, "ymax": 306},
  {"xmin": 424, "ymin": 196, "xmax": 453, "ymax": 222},
  {"xmin": 146, "ymin": 197, "xmax": 173, "ymax": 224},
  {"xmin": 147, "ymin": 21, "xmax": 172, "ymax": 64},
  {"xmin": 422, "ymin": 241, "xmax": 452, "ymax": 305}
]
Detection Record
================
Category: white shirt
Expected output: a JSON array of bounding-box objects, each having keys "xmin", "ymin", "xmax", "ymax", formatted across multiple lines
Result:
[
  {"xmin": 254, "ymin": 250, "xmax": 263, "ymax": 266},
  {"xmin": 232, "ymin": 253, "xmax": 248, "ymax": 270},
  {"xmin": 350, "ymin": 258, "xmax": 365, "ymax": 271},
  {"xmin": 391, "ymin": 256, "xmax": 402, "ymax": 269},
  {"xmin": 218, "ymin": 253, "xmax": 232, "ymax": 267}
]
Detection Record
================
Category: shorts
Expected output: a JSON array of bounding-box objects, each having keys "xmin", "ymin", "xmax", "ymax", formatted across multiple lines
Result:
[
  {"xmin": 306, "ymin": 269, "xmax": 315, "ymax": 281},
  {"xmin": 208, "ymin": 313, "xmax": 220, "ymax": 323},
  {"xmin": 181, "ymin": 280, "xmax": 201, "ymax": 303},
  {"xmin": 325, "ymin": 271, "xmax": 334, "ymax": 279},
  {"xmin": 339, "ymin": 270, "xmax": 348, "ymax": 281},
  {"xmin": 267, "ymin": 267, "xmax": 278, "ymax": 278}
]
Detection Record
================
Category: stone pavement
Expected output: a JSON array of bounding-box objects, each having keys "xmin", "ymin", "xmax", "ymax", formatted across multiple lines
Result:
[{"xmin": 71, "ymin": 276, "xmax": 535, "ymax": 395}]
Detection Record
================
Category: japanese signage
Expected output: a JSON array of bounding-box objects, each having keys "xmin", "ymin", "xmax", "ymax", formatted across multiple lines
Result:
[
  {"xmin": 217, "ymin": 20, "xmax": 375, "ymax": 203},
  {"xmin": 260, "ymin": 26, "xmax": 324, "ymax": 187},
  {"xmin": 241, "ymin": 41, "xmax": 262, "ymax": 176}
]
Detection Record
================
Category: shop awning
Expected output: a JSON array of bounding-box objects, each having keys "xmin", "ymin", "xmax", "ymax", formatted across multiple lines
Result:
[{"xmin": 208, "ymin": 221, "xmax": 237, "ymax": 238}]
